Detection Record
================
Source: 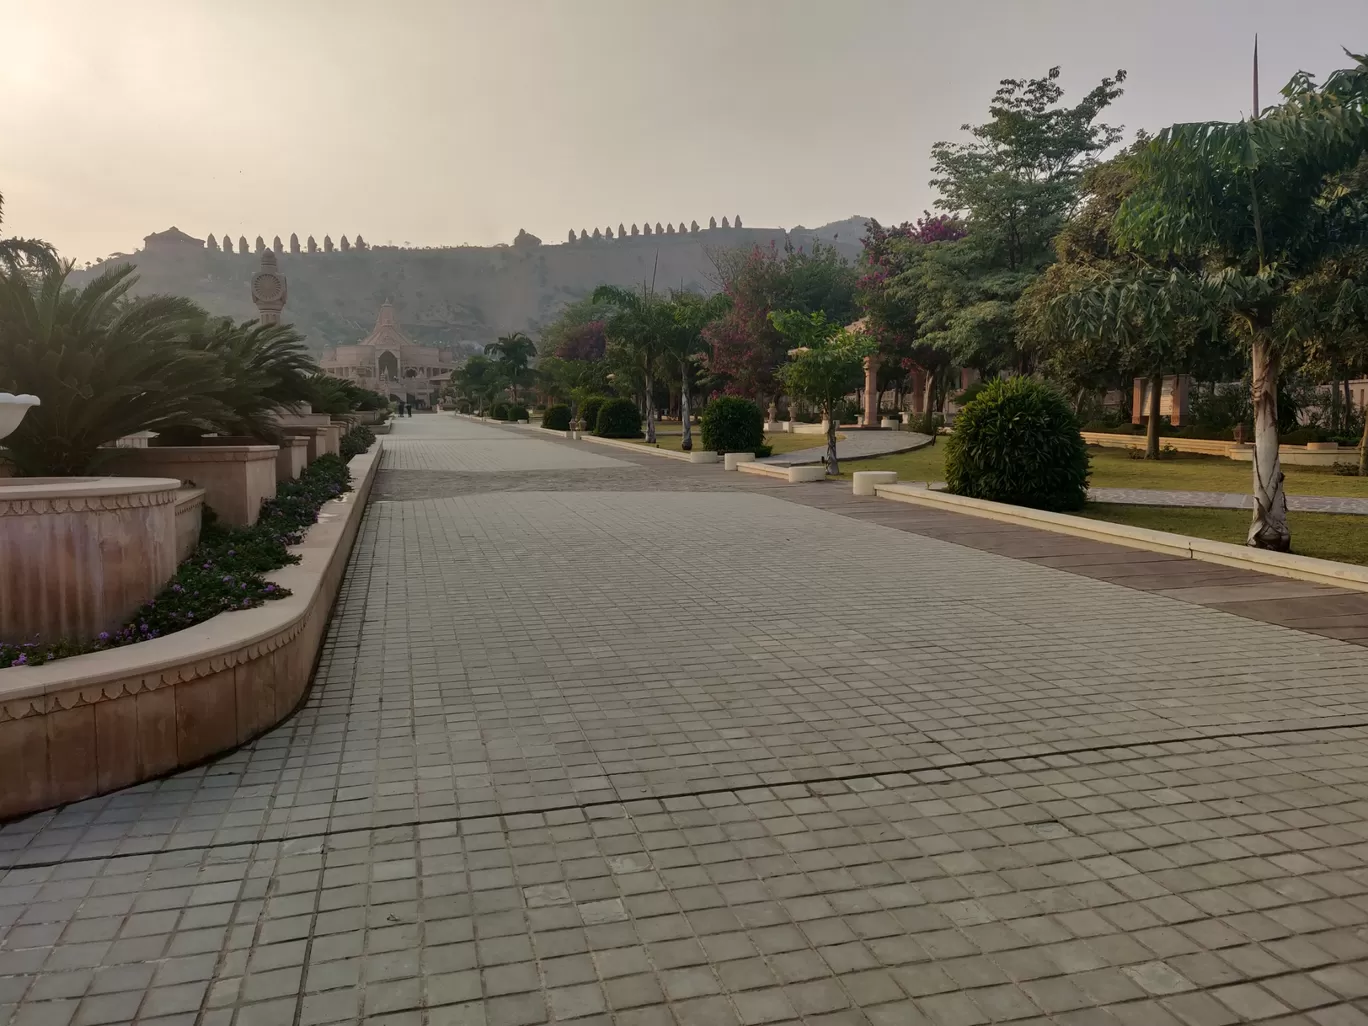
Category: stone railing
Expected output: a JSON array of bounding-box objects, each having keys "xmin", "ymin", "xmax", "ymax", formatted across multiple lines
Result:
[{"xmin": 0, "ymin": 441, "xmax": 381, "ymax": 819}]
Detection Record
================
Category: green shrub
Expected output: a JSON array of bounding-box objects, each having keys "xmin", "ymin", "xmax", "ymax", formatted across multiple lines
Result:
[
  {"xmin": 542, "ymin": 404, "xmax": 571, "ymax": 430},
  {"xmin": 700, "ymin": 397, "xmax": 763, "ymax": 452},
  {"xmin": 594, "ymin": 397, "xmax": 643, "ymax": 438},
  {"xmin": 753, "ymin": 443, "xmax": 773, "ymax": 458},
  {"xmin": 507, "ymin": 403, "xmax": 529, "ymax": 422},
  {"xmin": 579, "ymin": 395, "xmax": 607, "ymax": 431},
  {"xmin": 831, "ymin": 398, "xmax": 860, "ymax": 425},
  {"xmin": 339, "ymin": 424, "xmax": 375, "ymax": 460},
  {"xmin": 945, "ymin": 377, "xmax": 1090, "ymax": 512},
  {"xmin": 490, "ymin": 402, "xmax": 510, "ymax": 421}
]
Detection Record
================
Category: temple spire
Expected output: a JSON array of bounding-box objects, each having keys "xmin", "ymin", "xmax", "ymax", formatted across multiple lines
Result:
[{"xmin": 1252, "ymin": 35, "xmax": 1260, "ymax": 120}]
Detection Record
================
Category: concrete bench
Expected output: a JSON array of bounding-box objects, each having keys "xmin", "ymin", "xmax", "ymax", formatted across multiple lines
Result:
[
  {"xmin": 853, "ymin": 470, "xmax": 898, "ymax": 496},
  {"xmin": 787, "ymin": 466, "xmax": 826, "ymax": 483},
  {"xmin": 724, "ymin": 452, "xmax": 756, "ymax": 471},
  {"xmin": 688, "ymin": 450, "xmax": 719, "ymax": 464}
]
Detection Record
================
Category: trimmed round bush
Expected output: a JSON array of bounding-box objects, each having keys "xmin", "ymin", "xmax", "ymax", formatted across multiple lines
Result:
[
  {"xmin": 700, "ymin": 396, "xmax": 764, "ymax": 453},
  {"xmin": 578, "ymin": 395, "xmax": 606, "ymax": 431},
  {"xmin": 507, "ymin": 403, "xmax": 529, "ymax": 422},
  {"xmin": 944, "ymin": 377, "xmax": 1090, "ymax": 512},
  {"xmin": 542, "ymin": 404, "xmax": 571, "ymax": 430},
  {"xmin": 594, "ymin": 397, "xmax": 643, "ymax": 438},
  {"xmin": 490, "ymin": 401, "xmax": 510, "ymax": 421}
]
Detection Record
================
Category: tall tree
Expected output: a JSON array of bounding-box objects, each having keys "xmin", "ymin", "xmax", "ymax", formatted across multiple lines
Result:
[
  {"xmin": 912, "ymin": 67, "xmax": 1127, "ymax": 374},
  {"xmin": 660, "ymin": 291, "xmax": 730, "ymax": 451},
  {"xmin": 484, "ymin": 332, "xmax": 537, "ymax": 402},
  {"xmin": 1115, "ymin": 50, "xmax": 1368, "ymax": 549},
  {"xmin": 594, "ymin": 284, "xmax": 672, "ymax": 443}
]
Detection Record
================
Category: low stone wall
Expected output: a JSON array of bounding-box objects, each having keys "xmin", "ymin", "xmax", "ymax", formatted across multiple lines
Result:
[
  {"xmin": 1081, "ymin": 432, "xmax": 1234, "ymax": 456},
  {"xmin": 0, "ymin": 442, "xmax": 381, "ymax": 820},
  {"xmin": 174, "ymin": 487, "xmax": 205, "ymax": 562}
]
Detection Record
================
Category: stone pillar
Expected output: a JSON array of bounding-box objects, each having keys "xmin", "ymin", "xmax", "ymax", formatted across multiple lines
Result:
[
  {"xmin": 863, "ymin": 355, "xmax": 880, "ymax": 427},
  {"xmin": 910, "ymin": 368, "xmax": 927, "ymax": 415},
  {"xmin": 1169, "ymin": 374, "xmax": 1191, "ymax": 427},
  {"xmin": 251, "ymin": 250, "xmax": 288, "ymax": 326},
  {"xmin": 1132, "ymin": 378, "xmax": 1146, "ymax": 425}
]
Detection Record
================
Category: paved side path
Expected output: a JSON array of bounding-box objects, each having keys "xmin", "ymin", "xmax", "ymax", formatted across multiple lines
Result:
[
  {"xmin": 5, "ymin": 415, "xmax": 1368, "ymax": 1025},
  {"xmin": 1090, "ymin": 486, "xmax": 1368, "ymax": 515},
  {"xmin": 761, "ymin": 430, "xmax": 931, "ymax": 466}
]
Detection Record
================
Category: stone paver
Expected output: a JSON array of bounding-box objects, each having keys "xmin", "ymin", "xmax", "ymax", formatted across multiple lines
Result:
[{"xmin": 5, "ymin": 414, "xmax": 1368, "ymax": 1025}]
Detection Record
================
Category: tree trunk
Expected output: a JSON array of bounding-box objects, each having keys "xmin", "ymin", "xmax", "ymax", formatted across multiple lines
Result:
[
  {"xmin": 680, "ymin": 366, "xmax": 692, "ymax": 452},
  {"xmin": 922, "ymin": 374, "xmax": 936, "ymax": 444},
  {"xmin": 825, "ymin": 402, "xmax": 839, "ymax": 476},
  {"xmin": 1249, "ymin": 336, "xmax": 1290, "ymax": 550},
  {"xmin": 644, "ymin": 371, "xmax": 656, "ymax": 443},
  {"xmin": 1145, "ymin": 374, "xmax": 1162, "ymax": 460}
]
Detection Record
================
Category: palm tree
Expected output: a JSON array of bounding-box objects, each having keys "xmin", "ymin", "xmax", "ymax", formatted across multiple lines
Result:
[
  {"xmin": 162, "ymin": 318, "xmax": 317, "ymax": 442},
  {"xmin": 1114, "ymin": 50, "xmax": 1368, "ymax": 550},
  {"xmin": 484, "ymin": 332, "xmax": 537, "ymax": 402},
  {"xmin": 593, "ymin": 284, "xmax": 671, "ymax": 443},
  {"xmin": 0, "ymin": 191, "xmax": 56, "ymax": 274},
  {"xmin": 661, "ymin": 292, "xmax": 731, "ymax": 451},
  {"xmin": 0, "ymin": 263, "xmax": 223, "ymax": 475}
]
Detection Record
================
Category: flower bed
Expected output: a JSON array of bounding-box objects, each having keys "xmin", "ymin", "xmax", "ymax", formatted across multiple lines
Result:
[{"xmin": 1, "ymin": 426, "xmax": 373, "ymax": 667}]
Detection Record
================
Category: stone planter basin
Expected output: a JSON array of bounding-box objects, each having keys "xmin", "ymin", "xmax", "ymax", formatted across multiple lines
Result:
[
  {"xmin": 0, "ymin": 393, "xmax": 40, "ymax": 441},
  {"xmin": 0, "ymin": 476, "xmax": 181, "ymax": 644},
  {"xmin": 104, "ymin": 444, "xmax": 279, "ymax": 526}
]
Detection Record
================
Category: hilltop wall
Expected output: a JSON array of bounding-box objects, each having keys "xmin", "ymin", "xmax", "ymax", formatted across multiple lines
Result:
[{"xmin": 73, "ymin": 222, "xmax": 867, "ymax": 351}]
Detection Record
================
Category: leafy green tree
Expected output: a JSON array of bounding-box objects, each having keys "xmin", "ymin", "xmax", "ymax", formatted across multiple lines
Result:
[
  {"xmin": 660, "ymin": 291, "xmax": 730, "ymax": 451},
  {"xmin": 484, "ymin": 331, "xmax": 537, "ymax": 402},
  {"xmin": 1115, "ymin": 51, "xmax": 1368, "ymax": 549},
  {"xmin": 0, "ymin": 191, "xmax": 55, "ymax": 274},
  {"xmin": 772, "ymin": 311, "xmax": 877, "ymax": 474},
  {"xmin": 903, "ymin": 67, "xmax": 1127, "ymax": 375},
  {"xmin": 593, "ymin": 284, "xmax": 673, "ymax": 443},
  {"xmin": 451, "ymin": 355, "xmax": 505, "ymax": 416},
  {"xmin": 0, "ymin": 264, "xmax": 224, "ymax": 475}
]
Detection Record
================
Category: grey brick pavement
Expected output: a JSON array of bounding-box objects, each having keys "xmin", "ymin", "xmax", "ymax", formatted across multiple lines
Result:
[{"xmin": 5, "ymin": 415, "xmax": 1368, "ymax": 1024}]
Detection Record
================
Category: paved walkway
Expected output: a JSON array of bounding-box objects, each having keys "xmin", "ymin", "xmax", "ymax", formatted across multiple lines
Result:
[
  {"xmin": 1089, "ymin": 487, "xmax": 1368, "ymax": 515},
  {"xmin": 761, "ymin": 430, "xmax": 931, "ymax": 467},
  {"xmin": 6, "ymin": 414, "xmax": 1368, "ymax": 1025}
]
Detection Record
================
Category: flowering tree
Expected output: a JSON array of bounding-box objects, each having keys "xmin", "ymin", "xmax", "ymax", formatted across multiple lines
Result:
[
  {"xmin": 857, "ymin": 214, "xmax": 967, "ymax": 413},
  {"xmin": 703, "ymin": 241, "xmax": 857, "ymax": 407},
  {"xmin": 773, "ymin": 311, "xmax": 877, "ymax": 474}
]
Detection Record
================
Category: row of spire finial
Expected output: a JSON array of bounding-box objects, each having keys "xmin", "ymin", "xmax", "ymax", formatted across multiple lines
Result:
[{"xmin": 567, "ymin": 216, "xmax": 741, "ymax": 242}]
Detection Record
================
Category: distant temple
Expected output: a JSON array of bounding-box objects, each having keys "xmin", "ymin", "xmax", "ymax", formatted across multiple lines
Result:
[
  {"xmin": 319, "ymin": 302, "xmax": 454, "ymax": 408},
  {"xmin": 141, "ymin": 227, "xmax": 204, "ymax": 256}
]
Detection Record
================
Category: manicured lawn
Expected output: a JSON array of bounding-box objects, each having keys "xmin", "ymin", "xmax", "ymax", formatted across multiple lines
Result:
[
  {"xmin": 632, "ymin": 432, "xmax": 839, "ymax": 456},
  {"xmin": 1079, "ymin": 503, "xmax": 1368, "ymax": 567},
  {"xmin": 844, "ymin": 443, "xmax": 1368, "ymax": 498}
]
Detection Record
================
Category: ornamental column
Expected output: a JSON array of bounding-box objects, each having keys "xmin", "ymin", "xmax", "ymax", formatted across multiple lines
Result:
[
  {"xmin": 251, "ymin": 250, "xmax": 288, "ymax": 326},
  {"xmin": 863, "ymin": 355, "xmax": 880, "ymax": 427}
]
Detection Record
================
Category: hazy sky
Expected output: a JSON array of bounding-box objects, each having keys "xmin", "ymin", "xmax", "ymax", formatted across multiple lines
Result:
[{"xmin": 3, "ymin": 0, "xmax": 1367, "ymax": 264}]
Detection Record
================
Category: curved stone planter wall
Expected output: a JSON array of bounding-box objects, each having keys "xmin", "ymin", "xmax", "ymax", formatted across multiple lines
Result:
[
  {"xmin": 0, "ymin": 477, "xmax": 181, "ymax": 644},
  {"xmin": 0, "ymin": 442, "xmax": 380, "ymax": 820}
]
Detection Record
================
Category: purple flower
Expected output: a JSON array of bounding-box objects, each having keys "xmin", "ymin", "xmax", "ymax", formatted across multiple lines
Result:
[
  {"xmin": 264, "ymin": 584, "xmax": 276, "ymax": 594},
  {"xmin": 11, "ymin": 654, "xmax": 27, "ymax": 666},
  {"xmin": 98, "ymin": 632, "xmax": 109, "ymax": 641}
]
